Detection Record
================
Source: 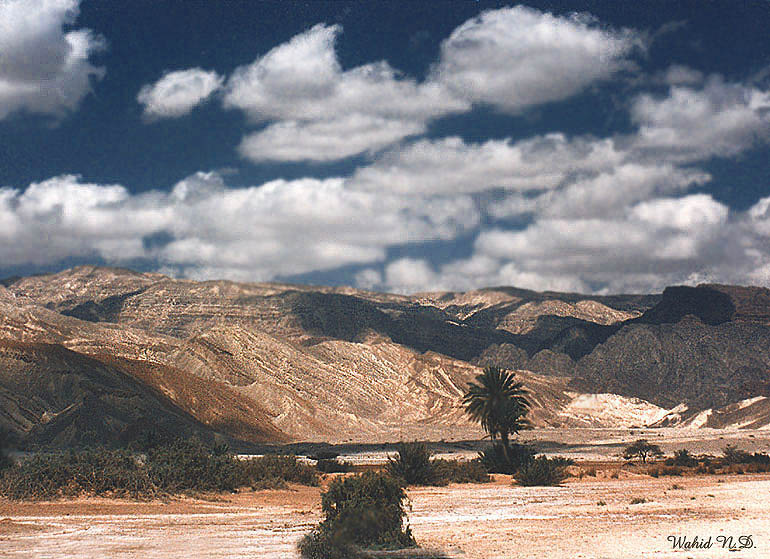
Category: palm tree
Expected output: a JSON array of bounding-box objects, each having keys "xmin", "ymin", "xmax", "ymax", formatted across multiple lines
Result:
[{"xmin": 463, "ymin": 367, "xmax": 530, "ymax": 461}]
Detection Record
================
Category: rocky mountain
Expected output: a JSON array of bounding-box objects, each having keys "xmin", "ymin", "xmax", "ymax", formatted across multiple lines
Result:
[{"xmin": 1, "ymin": 266, "xmax": 769, "ymax": 448}]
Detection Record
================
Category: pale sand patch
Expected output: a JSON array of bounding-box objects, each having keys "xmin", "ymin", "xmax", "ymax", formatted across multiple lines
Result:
[{"xmin": 0, "ymin": 475, "xmax": 768, "ymax": 558}]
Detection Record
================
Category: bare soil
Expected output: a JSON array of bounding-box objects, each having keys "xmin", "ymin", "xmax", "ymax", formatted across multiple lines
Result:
[
  {"xmin": 3, "ymin": 428, "xmax": 769, "ymax": 558},
  {"xmin": 1, "ymin": 473, "xmax": 767, "ymax": 558}
]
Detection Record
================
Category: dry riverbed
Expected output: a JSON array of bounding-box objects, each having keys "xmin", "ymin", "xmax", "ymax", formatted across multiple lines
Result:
[{"xmin": 1, "ymin": 472, "xmax": 768, "ymax": 559}]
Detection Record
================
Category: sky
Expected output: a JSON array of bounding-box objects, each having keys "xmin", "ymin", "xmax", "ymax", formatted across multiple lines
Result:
[{"xmin": 1, "ymin": 0, "xmax": 769, "ymax": 294}]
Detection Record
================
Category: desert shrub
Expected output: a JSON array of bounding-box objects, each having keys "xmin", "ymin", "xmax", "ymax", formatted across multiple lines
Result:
[
  {"xmin": 316, "ymin": 458, "xmax": 353, "ymax": 474},
  {"xmin": 147, "ymin": 438, "xmax": 241, "ymax": 492},
  {"xmin": 671, "ymin": 449, "xmax": 697, "ymax": 467},
  {"xmin": 0, "ymin": 428, "xmax": 15, "ymax": 471},
  {"xmin": 749, "ymin": 452, "xmax": 770, "ymax": 466},
  {"xmin": 722, "ymin": 445, "xmax": 752, "ymax": 465},
  {"xmin": 0, "ymin": 448, "xmax": 154, "ymax": 500},
  {"xmin": 721, "ymin": 446, "xmax": 770, "ymax": 468},
  {"xmin": 630, "ymin": 497, "xmax": 646, "ymax": 505},
  {"xmin": 623, "ymin": 439, "xmax": 663, "ymax": 463},
  {"xmin": 478, "ymin": 442, "xmax": 534, "ymax": 474},
  {"xmin": 647, "ymin": 465, "xmax": 681, "ymax": 477},
  {"xmin": 662, "ymin": 466, "xmax": 683, "ymax": 476},
  {"xmin": 584, "ymin": 467, "xmax": 597, "ymax": 477},
  {"xmin": 744, "ymin": 462, "xmax": 770, "ymax": 473},
  {"xmin": 549, "ymin": 456, "xmax": 575, "ymax": 468},
  {"xmin": 239, "ymin": 454, "xmax": 319, "ymax": 488},
  {"xmin": 298, "ymin": 472, "xmax": 415, "ymax": 559},
  {"xmin": 432, "ymin": 459, "xmax": 491, "ymax": 484},
  {"xmin": 515, "ymin": 455, "xmax": 568, "ymax": 486},
  {"xmin": 386, "ymin": 442, "xmax": 437, "ymax": 486}
]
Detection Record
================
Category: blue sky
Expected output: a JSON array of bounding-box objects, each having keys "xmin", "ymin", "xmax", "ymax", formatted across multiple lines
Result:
[{"xmin": 1, "ymin": 0, "xmax": 769, "ymax": 294}]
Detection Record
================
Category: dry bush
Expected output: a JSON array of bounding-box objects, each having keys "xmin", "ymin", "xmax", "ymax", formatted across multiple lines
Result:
[
  {"xmin": 515, "ymin": 456, "xmax": 569, "ymax": 486},
  {"xmin": 298, "ymin": 472, "xmax": 415, "ymax": 558},
  {"xmin": 0, "ymin": 449, "xmax": 155, "ymax": 500}
]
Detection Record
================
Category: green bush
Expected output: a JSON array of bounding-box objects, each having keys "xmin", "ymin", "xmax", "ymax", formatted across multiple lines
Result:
[
  {"xmin": 0, "ymin": 428, "xmax": 15, "ymax": 471},
  {"xmin": 623, "ymin": 439, "xmax": 663, "ymax": 463},
  {"xmin": 0, "ymin": 448, "xmax": 155, "ymax": 500},
  {"xmin": 298, "ymin": 472, "xmax": 415, "ymax": 559},
  {"xmin": 515, "ymin": 455, "xmax": 569, "ymax": 486},
  {"xmin": 432, "ymin": 459, "xmax": 491, "ymax": 484},
  {"xmin": 722, "ymin": 445, "xmax": 752, "ymax": 465},
  {"xmin": 146, "ymin": 438, "xmax": 241, "ymax": 492},
  {"xmin": 239, "ymin": 454, "xmax": 319, "ymax": 488},
  {"xmin": 386, "ymin": 442, "xmax": 437, "ymax": 486},
  {"xmin": 0, "ymin": 439, "xmax": 320, "ymax": 501},
  {"xmin": 478, "ymin": 442, "xmax": 534, "ymax": 474},
  {"xmin": 316, "ymin": 458, "xmax": 353, "ymax": 474},
  {"xmin": 721, "ymin": 445, "xmax": 770, "ymax": 467},
  {"xmin": 670, "ymin": 449, "xmax": 697, "ymax": 467},
  {"xmin": 648, "ymin": 465, "xmax": 682, "ymax": 477},
  {"xmin": 548, "ymin": 456, "xmax": 575, "ymax": 468}
]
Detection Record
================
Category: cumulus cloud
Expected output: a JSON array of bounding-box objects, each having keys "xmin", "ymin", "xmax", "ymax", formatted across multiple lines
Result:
[
  {"xmin": 238, "ymin": 115, "xmax": 424, "ymax": 162},
  {"xmin": 0, "ymin": 0, "xmax": 104, "ymax": 119},
  {"xmin": 223, "ymin": 24, "xmax": 464, "ymax": 122},
  {"xmin": 442, "ymin": 193, "xmax": 737, "ymax": 293},
  {"xmin": 631, "ymin": 76, "xmax": 770, "ymax": 161},
  {"xmin": 351, "ymin": 134, "xmax": 624, "ymax": 195},
  {"xmin": 384, "ymin": 258, "xmax": 438, "ymax": 293},
  {"xmin": 137, "ymin": 68, "xmax": 223, "ymax": 119},
  {"xmin": 221, "ymin": 8, "xmax": 642, "ymax": 163},
  {"xmin": 0, "ymin": 173, "xmax": 479, "ymax": 281},
  {"xmin": 430, "ymin": 6, "xmax": 641, "ymax": 112},
  {"xmin": 659, "ymin": 65, "xmax": 704, "ymax": 86},
  {"xmin": 223, "ymin": 23, "xmax": 466, "ymax": 162},
  {"xmin": 491, "ymin": 164, "xmax": 711, "ymax": 220}
]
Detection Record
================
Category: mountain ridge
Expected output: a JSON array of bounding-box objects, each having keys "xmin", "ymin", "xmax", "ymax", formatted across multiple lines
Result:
[{"xmin": 2, "ymin": 266, "xmax": 770, "ymax": 448}]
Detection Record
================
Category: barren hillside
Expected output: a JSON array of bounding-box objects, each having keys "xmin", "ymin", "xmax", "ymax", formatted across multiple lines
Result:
[{"xmin": 2, "ymin": 266, "xmax": 770, "ymax": 447}]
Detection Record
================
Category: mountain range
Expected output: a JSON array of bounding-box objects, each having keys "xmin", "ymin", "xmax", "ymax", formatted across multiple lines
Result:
[{"xmin": 2, "ymin": 266, "xmax": 769, "ymax": 449}]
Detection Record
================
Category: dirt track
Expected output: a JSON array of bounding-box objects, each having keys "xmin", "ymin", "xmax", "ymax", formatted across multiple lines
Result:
[{"xmin": 2, "ymin": 473, "xmax": 768, "ymax": 559}]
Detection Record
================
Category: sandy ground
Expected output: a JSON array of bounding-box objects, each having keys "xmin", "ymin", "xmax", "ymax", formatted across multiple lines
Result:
[
  {"xmin": 1, "ymin": 473, "xmax": 768, "ymax": 559},
  {"xmin": 3, "ymin": 428, "xmax": 769, "ymax": 558}
]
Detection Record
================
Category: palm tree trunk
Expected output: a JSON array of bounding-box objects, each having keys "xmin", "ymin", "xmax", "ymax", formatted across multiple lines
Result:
[{"xmin": 500, "ymin": 431, "xmax": 511, "ymax": 466}]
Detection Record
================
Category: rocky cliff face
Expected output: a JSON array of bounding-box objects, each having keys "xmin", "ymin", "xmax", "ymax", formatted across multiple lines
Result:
[{"xmin": 2, "ymin": 266, "xmax": 770, "ymax": 448}]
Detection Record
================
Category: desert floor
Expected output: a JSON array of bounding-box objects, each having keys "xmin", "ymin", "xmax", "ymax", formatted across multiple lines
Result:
[{"xmin": 2, "ymin": 428, "xmax": 769, "ymax": 559}]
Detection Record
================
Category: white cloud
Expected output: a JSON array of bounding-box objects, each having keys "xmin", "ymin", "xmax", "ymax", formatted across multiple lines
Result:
[
  {"xmin": 660, "ymin": 65, "xmax": 704, "ymax": 86},
  {"xmin": 0, "ymin": 173, "xmax": 479, "ymax": 281},
  {"xmin": 223, "ymin": 23, "xmax": 466, "ymax": 162},
  {"xmin": 748, "ymin": 196, "xmax": 770, "ymax": 237},
  {"xmin": 353, "ymin": 268, "xmax": 382, "ymax": 291},
  {"xmin": 631, "ymin": 76, "xmax": 770, "ymax": 161},
  {"xmin": 351, "ymin": 134, "xmax": 624, "ymax": 195},
  {"xmin": 223, "ymin": 24, "xmax": 464, "ymax": 122},
  {"xmin": 630, "ymin": 193, "xmax": 728, "ymax": 231},
  {"xmin": 453, "ymin": 193, "xmax": 738, "ymax": 293},
  {"xmin": 398, "ymin": 254, "xmax": 590, "ymax": 294},
  {"xmin": 0, "ymin": 0, "xmax": 104, "ymax": 119},
  {"xmin": 238, "ymin": 115, "xmax": 424, "ymax": 162},
  {"xmin": 384, "ymin": 258, "xmax": 438, "ymax": 293},
  {"xmin": 491, "ymin": 164, "xmax": 712, "ymax": 220},
  {"xmin": 431, "ymin": 5, "xmax": 641, "ymax": 113},
  {"xmin": 137, "ymin": 68, "xmax": 223, "ymax": 119}
]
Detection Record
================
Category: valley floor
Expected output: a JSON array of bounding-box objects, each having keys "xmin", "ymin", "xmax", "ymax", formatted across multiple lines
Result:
[
  {"xmin": 2, "ymin": 428, "xmax": 769, "ymax": 558},
  {"xmin": 1, "ymin": 473, "xmax": 768, "ymax": 559}
]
